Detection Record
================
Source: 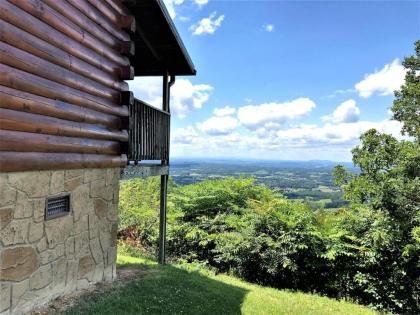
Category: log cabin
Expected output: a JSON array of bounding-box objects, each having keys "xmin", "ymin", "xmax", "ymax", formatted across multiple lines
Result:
[{"xmin": 0, "ymin": 0, "xmax": 196, "ymax": 313}]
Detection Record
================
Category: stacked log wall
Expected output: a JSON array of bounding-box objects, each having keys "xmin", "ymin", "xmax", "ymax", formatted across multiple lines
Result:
[{"xmin": 0, "ymin": 0, "xmax": 135, "ymax": 172}]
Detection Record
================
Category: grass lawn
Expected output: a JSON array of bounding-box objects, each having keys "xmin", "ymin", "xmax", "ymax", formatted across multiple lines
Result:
[{"xmin": 62, "ymin": 255, "xmax": 378, "ymax": 315}]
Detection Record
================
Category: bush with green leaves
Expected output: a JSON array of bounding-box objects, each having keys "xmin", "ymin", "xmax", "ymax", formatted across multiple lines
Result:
[{"xmin": 118, "ymin": 41, "xmax": 419, "ymax": 314}]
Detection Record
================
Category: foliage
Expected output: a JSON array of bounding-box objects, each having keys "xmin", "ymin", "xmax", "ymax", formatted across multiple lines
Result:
[
  {"xmin": 63, "ymin": 253, "xmax": 378, "ymax": 315},
  {"xmin": 118, "ymin": 41, "xmax": 419, "ymax": 314}
]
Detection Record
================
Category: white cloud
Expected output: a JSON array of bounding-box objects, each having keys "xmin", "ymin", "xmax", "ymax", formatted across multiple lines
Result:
[
  {"xmin": 179, "ymin": 16, "xmax": 190, "ymax": 22},
  {"xmin": 190, "ymin": 12, "xmax": 225, "ymax": 35},
  {"xmin": 163, "ymin": 0, "xmax": 184, "ymax": 19},
  {"xmin": 322, "ymin": 99, "xmax": 360, "ymax": 124},
  {"xmin": 237, "ymin": 97, "xmax": 316, "ymax": 130},
  {"xmin": 198, "ymin": 116, "xmax": 239, "ymax": 135},
  {"xmin": 264, "ymin": 24, "xmax": 274, "ymax": 32},
  {"xmin": 193, "ymin": 0, "xmax": 209, "ymax": 7},
  {"xmin": 128, "ymin": 77, "xmax": 213, "ymax": 118},
  {"xmin": 213, "ymin": 106, "xmax": 236, "ymax": 117},
  {"xmin": 172, "ymin": 125, "xmax": 199, "ymax": 144},
  {"xmin": 355, "ymin": 59, "xmax": 406, "ymax": 98}
]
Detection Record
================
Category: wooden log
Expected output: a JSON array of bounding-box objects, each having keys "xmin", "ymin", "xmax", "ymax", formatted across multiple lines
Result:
[
  {"xmin": 0, "ymin": 108, "xmax": 128, "ymax": 142},
  {"xmin": 0, "ymin": 42, "xmax": 121, "ymax": 102},
  {"xmin": 0, "ymin": 1, "xmax": 123, "ymax": 77},
  {"xmin": 67, "ymin": 0, "xmax": 130, "ymax": 42},
  {"xmin": 0, "ymin": 64, "xmax": 129, "ymax": 117},
  {"xmin": 0, "ymin": 85, "xmax": 120, "ymax": 128},
  {"xmin": 0, "ymin": 20, "xmax": 129, "ymax": 91},
  {"xmin": 105, "ymin": 0, "xmax": 131, "ymax": 16},
  {"xmin": 8, "ymin": 0, "xmax": 129, "ymax": 68},
  {"xmin": 0, "ymin": 130, "xmax": 120, "ymax": 155},
  {"xmin": 41, "ymin": 0, "xmax": 120, "ymax": 50},
  {"xmin": 0, "ymin": 152, "xmax": 127, "ymax": 172},
  {"xmin": 87, "ymin": 0, "xmax": 135, "ymax": 32}
]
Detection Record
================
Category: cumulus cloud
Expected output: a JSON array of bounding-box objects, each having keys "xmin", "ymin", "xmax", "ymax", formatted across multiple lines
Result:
[
  {"xmin": 355, "ymin": 59, "xmax": 406, "ymax": 98},
  {"xmin": 190, "ymin": 12, "xmax": 225, "ymax": 35},
  {"xmin": 213, "ymin": 106, "xmax": 236, "ymax": 117},
  {"xmin": 264, "ymin": 24, "xmax": 274, "ymax": 32},
  {"xmin": 163, "ymin": 0, "xmax": 184, "ymax": 19},
  {"xmin": 322, "ymin": 99, "xmax": 360, "ymax": 124},
  {"xmin": 128, "ymin": 77, "xmax": 213, "ymax": 118},
  {"xmin": 198, "ymin": 116, "xmax": 239, "ymax": 135},
  {"xmin": 193, "ymin": 0, "xmax": 209, "ymax": 6},
  {"xmin": 237, "ymin": 98, "xmax": 316, "ymax": 130},
  {"xmin": 172, "ymin": 125, "xmax": 199, "ymax": 144}
]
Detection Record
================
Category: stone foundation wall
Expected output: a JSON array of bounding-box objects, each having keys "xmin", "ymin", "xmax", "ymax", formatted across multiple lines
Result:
[{"xmin": 0, "ymin": 168, "xmax": 120, "ymax": 315}]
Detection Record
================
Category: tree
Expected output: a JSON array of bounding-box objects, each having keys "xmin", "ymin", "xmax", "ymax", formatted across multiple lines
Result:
[{"xmin": 334, "ymin": 41, "xmax": 420, "ymax": 313}]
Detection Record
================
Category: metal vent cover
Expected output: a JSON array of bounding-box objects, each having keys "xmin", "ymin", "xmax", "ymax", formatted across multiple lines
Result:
[{"xmin": 45, "ymin": 195, "xmax": 70, "ymax": 220}]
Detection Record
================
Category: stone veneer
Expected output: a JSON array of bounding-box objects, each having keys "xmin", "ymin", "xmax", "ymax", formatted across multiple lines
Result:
[{"xmin": 0, "ymin": 168, "xmax": 120, "ymax": 314}]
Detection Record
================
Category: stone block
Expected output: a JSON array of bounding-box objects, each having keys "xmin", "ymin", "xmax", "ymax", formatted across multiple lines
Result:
[
  {"xmin": 50, "ymin": 171, "xmax": 64, "ymax": 195},
  {"xmin": 65, "ymin": 169, "xmax": 83, "ymax": 180},
  {"xmin": 0, "ymin": 219, "xmax": 30, "ymax": 246},
  {"xmin": 8, "ymin": 172, "xmax": 50, "ymax": 198},
  {"xmin": 0, "ymin": 283, "xmax": 11, "ymax": 312},
  {"xmin": 107, "ymin": 202, "xmax": 119, "ymax": 222},
  {"xmin": 52, "ymin": 258, "xmax": 67, "ymax": 291},
  {"xmin": 94, "ymin": 199, "xmax": 107, "ymax": 219},
  {"xmin": 0, "ymin": 175, "xmax": 17, "ymax": 207},
  {"xmin": 11, "ymin": 279, "xmax": 29, "ymax": 309},
  {"xmin": 66, "ymin": 260, "xmax": 78, "ymax": 290},
  {"xmin": 71, "ymin": 184, "xmax": 92, "ymax": 222},
  {"xmin": 30, "ymin": 265, "xmax": 52, "ymax": 290},
  {"xmin": 89, "ymin": 237, "xmax": 104, "ymax": 265},
  {"xmin": 84, "ymin": 169, "xmax": 105, "ymax": 183},
  {"xmin": 28, "ymin": 221, "xmax": 44, "ymax": 243},
  {"xmin": 15, "ymin": 193, "xmax": 34, "ymax": 219},
  {"xmin": 65, "ymin": 236, "xmax": 75, "ymax": 258},
  {"xmin": 33, "ymin": 199, "xmax": 45, "ymax": 223},
  {"xmin": 88, "ymin": 214, "xmax": 99, "ymax": 240},
  {"xmin": 39, "ymin": 244, "xmax": 64, "ymax": 265},
  {"xmin": 64, "ymin": 176, "xmax": 83, "ymax": 192},
  {"xmin": 105, "ymin": 168, "xmax": 119, "ymax": 186},
  {"xmin": 0, "ymin": 246, "xmax": 38, "ymax": 281},
  {"xmin": 74, "ymin": 231, "xmax": 90, "ymax": 257},
  {"xmin": 74, "ymin": 214, "xmax": 88, "ymax": 235},
  {"xmin": 90, "ymin": 180, "xmax": 113, "ymax": 201},
  {"xmin": 78, "ymin": 255, "xmax": 94, "ymax": 280},
  {"xmin": 45, "ymin": 216, "xmax": 73, "ymax": 248},
  {"xmin": 0, "ymin": 207, "xmax": 12, "ymax": 230},
  {"xmin": 36, "ymin": 237, "xmax": 48, "ymax": 253},
  {"xmin": 107, "ymin": 246, "xmax": 117, "ymax": 267}
]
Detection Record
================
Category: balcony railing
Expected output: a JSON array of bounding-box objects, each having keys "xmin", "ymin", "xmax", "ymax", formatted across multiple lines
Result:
[{"xmin": 127, "ymin": 99, "xmax": 170, "ymax": 164}]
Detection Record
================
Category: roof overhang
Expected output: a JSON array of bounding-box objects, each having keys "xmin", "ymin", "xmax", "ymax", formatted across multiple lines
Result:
[{"xmin": 126, "ymin": 0, "xmax": 196, "ymax": 76}]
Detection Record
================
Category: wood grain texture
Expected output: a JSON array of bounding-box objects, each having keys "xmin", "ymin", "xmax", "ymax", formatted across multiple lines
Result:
[
  {"xmin": 0, "ymin": 20, "xmax": 129, "ymax": 91},
  {"xmin": 67, "ymin": 0, "xmax": 130, "ymax": 42},
  {"xmin": 0, "ymin": 86, "xmax": 120, "ymax": 128},
  {"xmin": 0, "ymin": 130, "xmax": 120, "ymax": 155},
  {"xmin": 9, "ymin": 0, "xmax": 129, "ymax": 67},
  {"xmin": 0, "ymin": 152, "xmax": 127, "ymax": 172},
  {"xmin": 0, "ymin": 1, "xmax": 123, "ymax": 77},
  {"xmin": 0, "ymin": 108, "xmax": 128, "ymax": 142},
  {"xmin": 0, "ymin": 64, "xmax": 129, "ymax": 117},
  {"xmin": 0, "ymin": 41, "xmax": 121, "ymax": 102}
]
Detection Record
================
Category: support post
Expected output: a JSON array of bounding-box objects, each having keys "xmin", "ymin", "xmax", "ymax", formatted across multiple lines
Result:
[
  {"xmin": 158, "ymin": 74, "xmax": 170, "ymax": 264},
  {"xmin": 158, "ymin": 173, "xmax": 168, "ymax": 264}
]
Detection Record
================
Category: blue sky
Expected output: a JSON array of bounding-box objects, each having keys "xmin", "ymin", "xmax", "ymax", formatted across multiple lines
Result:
[{"xmin": 129, "ymin": 0, "xmax": 419, "ymax": 162}]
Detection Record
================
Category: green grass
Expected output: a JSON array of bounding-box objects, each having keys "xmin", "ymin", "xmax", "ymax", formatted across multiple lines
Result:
[{"xmin": 63, "ymin": 255, "xmax": 378, "ymax": 315}]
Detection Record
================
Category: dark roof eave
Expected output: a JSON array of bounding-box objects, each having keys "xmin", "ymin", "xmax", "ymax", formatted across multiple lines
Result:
[{"xmin": 128, "ymin": 0, "xmax": 196, "ymax": 77}]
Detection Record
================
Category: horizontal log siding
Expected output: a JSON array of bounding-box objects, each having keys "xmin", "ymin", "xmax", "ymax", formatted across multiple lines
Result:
[{"xmin": 0, "ymin": 0, "xmax": 134, "ymax": 171}]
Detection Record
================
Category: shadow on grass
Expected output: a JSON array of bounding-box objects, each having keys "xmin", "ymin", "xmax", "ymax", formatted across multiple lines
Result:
[{"xmin": 62, "ymin": 258, "xmax": 249, "ymax": 315}]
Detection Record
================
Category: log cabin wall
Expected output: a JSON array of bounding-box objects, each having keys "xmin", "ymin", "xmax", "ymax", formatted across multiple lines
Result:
[{"xmin": 0, "ymin": 0, "xmax": 136, "ymax": 172}]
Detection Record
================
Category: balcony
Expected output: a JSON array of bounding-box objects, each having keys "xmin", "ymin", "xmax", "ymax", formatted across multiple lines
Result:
[
  {"xmin": 128, "ymin": 98, "xmax": 170, "ymax": 163},
  {"xmin": 121, "ymin": 98, "xmax": 170, "ymax": 179}
]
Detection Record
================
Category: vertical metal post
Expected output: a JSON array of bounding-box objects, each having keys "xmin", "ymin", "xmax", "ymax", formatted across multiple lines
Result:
[{"xmin": 158, "ymin": 74, "xmax": 170, "ymax": 264}]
